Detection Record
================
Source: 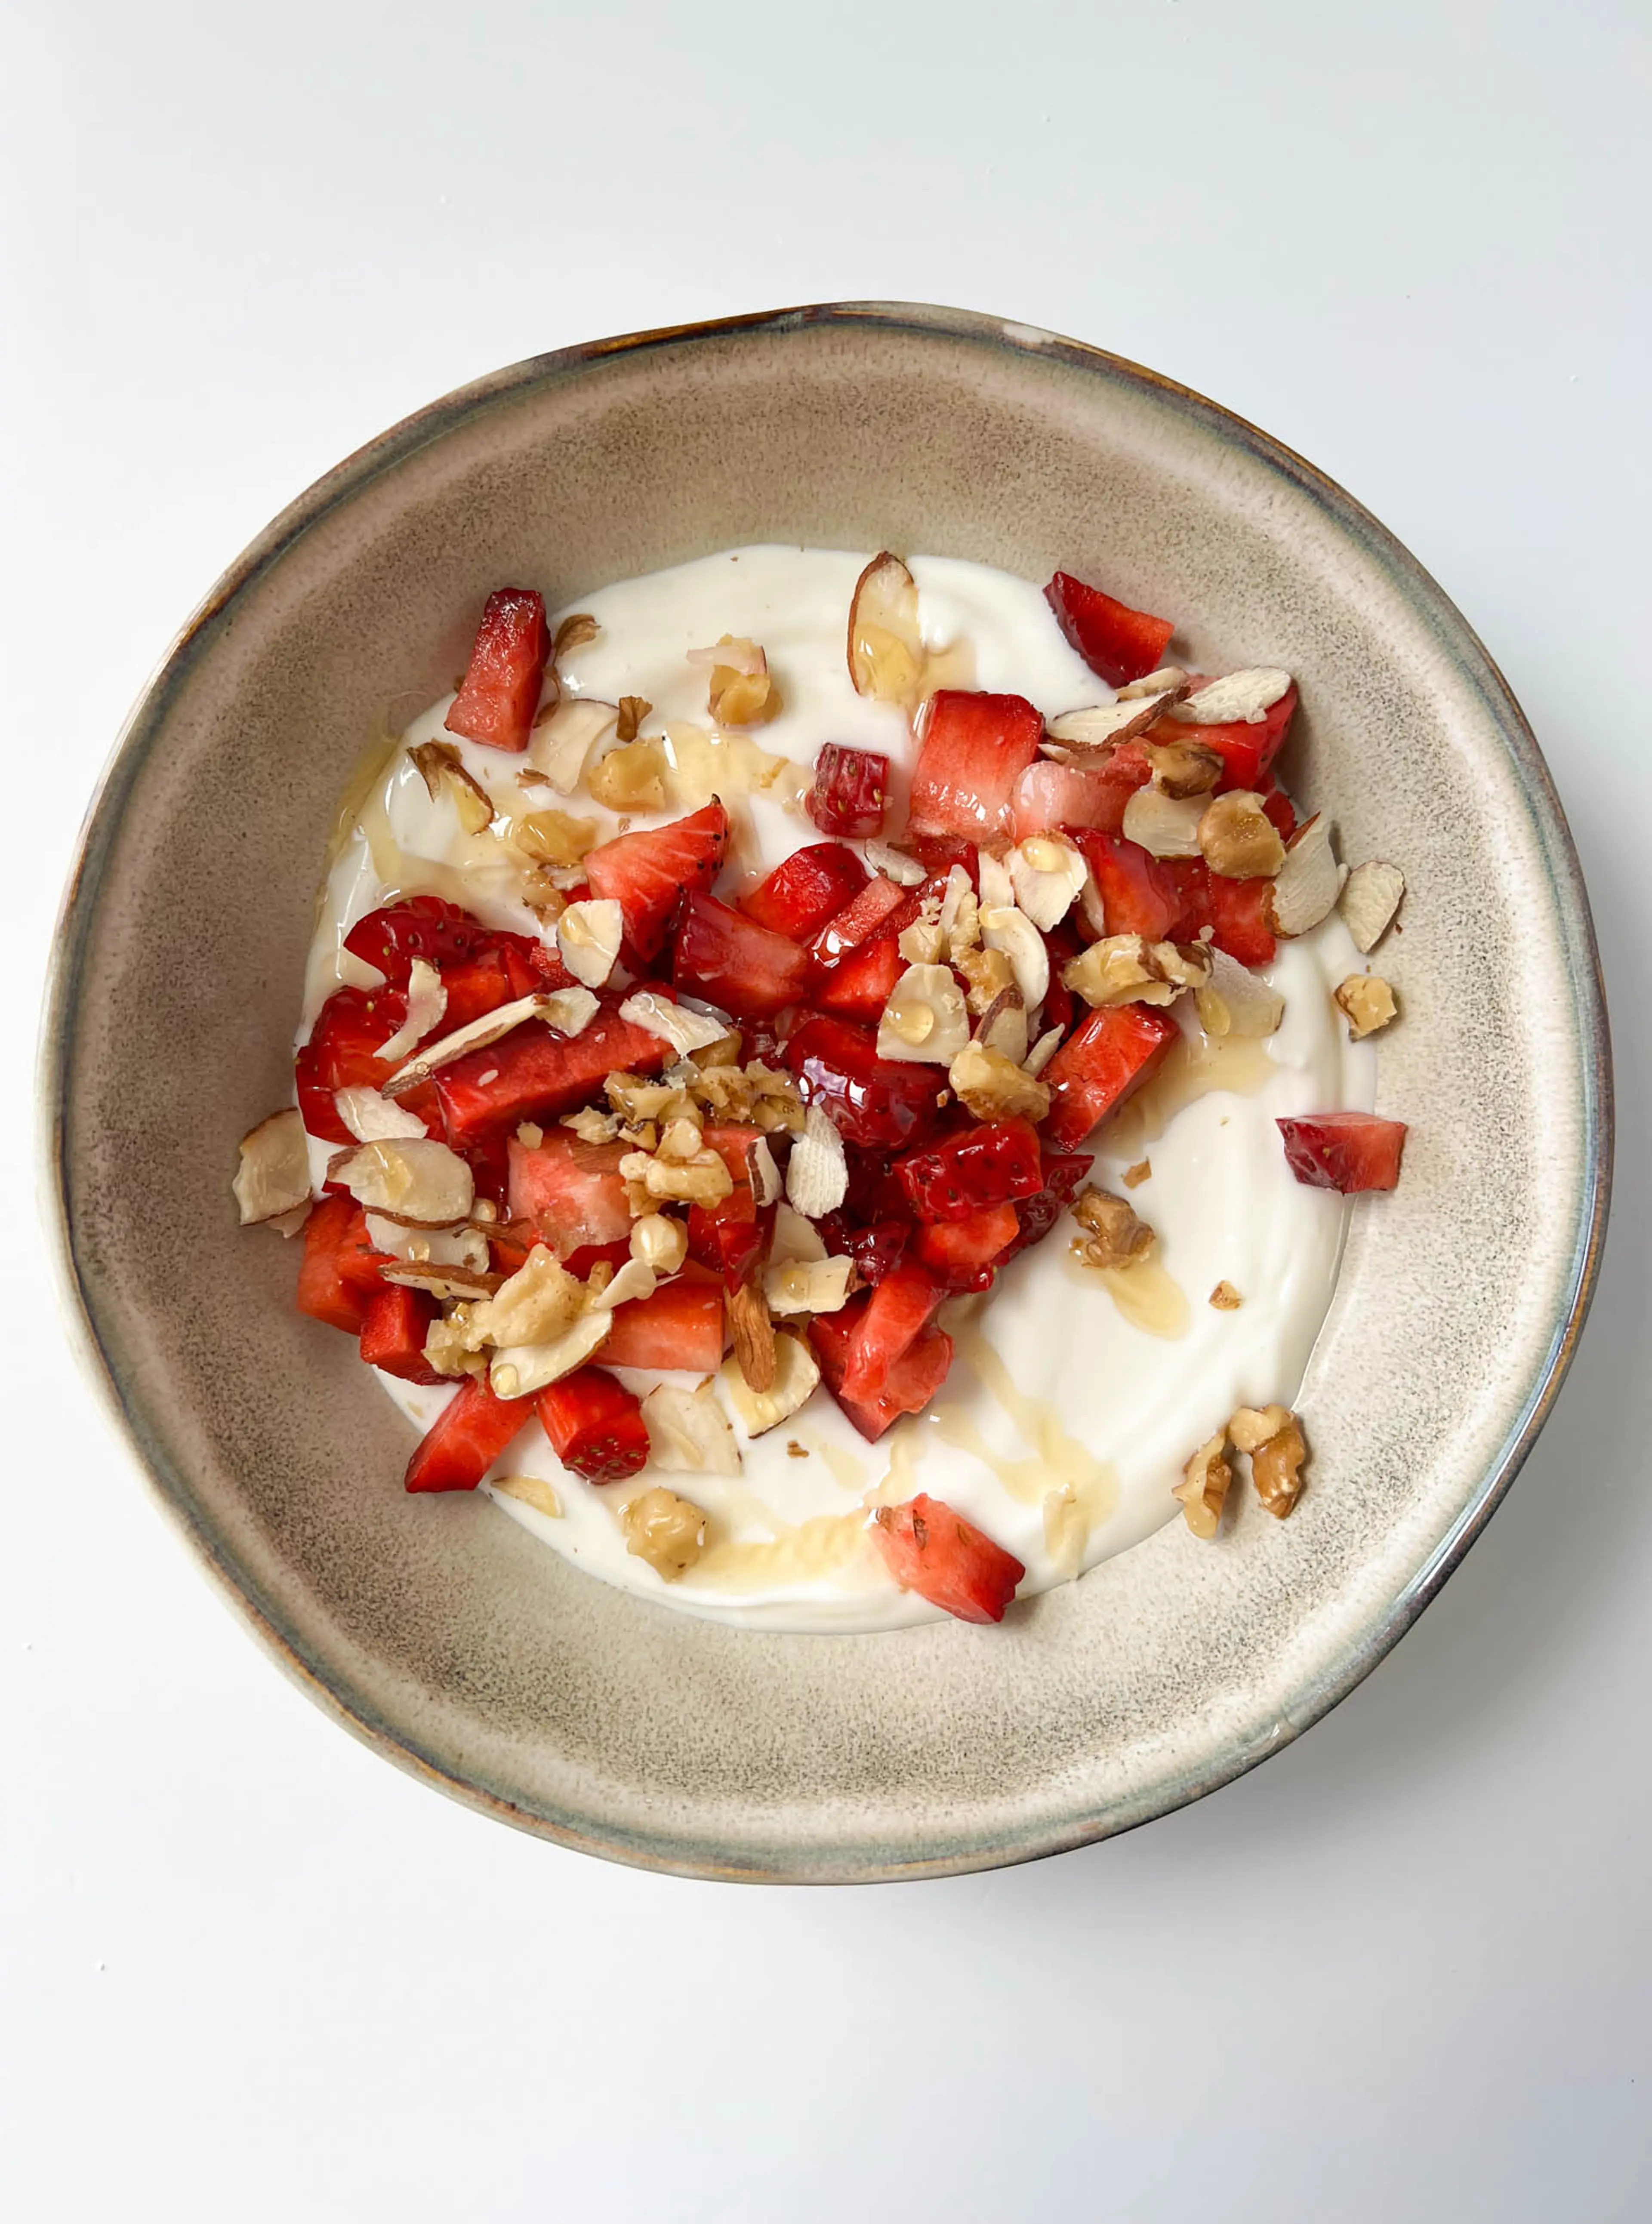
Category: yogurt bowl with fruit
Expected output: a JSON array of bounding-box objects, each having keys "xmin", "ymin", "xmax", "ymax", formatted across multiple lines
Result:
[{"xmin": 48, "ymin": 304, "xmax": 1607, "ymax": 1878}]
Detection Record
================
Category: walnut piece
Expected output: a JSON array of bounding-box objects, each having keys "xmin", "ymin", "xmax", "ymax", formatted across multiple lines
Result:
[
  {"xmin": 587, "ymin": 738, "xmax": 668, "ymax": 812},
  {"xmin": 1069, "ymin": 1186, "xmax": 1156, "ymax": 1270},
  {"xmin": 1333, "ymin": 974, "xmax": 1398, "ymax": 1039},
  {"xmin": 1172, "ymin": 1432, "xmax": 1233, "ymax": 1540},
  {"xmin": 948, "ymin": 1039, "xmax": 1051, "ymax": 1122},
  {"xmin": 1143, "ymin": 739, "xmax": 1224, "ymax": 798},
  {"xmin": 1063, "ymin": 933, "xmax": 1209, "ymax": 1009},
  {"xmin": 1122, "ymin": 1158, "xmax": 1152, "ymax": 1189},
  {"xmin": 1209, "ymin": 1281, "xmax": 1244, "ymax": 1310},
  {"xmin": 1229, "ymin": 1403, "xmax": 1308, "ymax": 1519},
  {"xmin": 620, "ymin": 1487, "xmax": 708, "ymax": 1580},
  {"xmin": 1197, "ymin": 790, "xmax": 1286, "ymax": 880}
]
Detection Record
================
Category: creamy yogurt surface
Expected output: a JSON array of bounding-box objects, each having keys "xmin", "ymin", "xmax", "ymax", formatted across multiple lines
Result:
[{"xmin": 302, "ymin": 546, "xmax": 1375, "ymax": 1630}]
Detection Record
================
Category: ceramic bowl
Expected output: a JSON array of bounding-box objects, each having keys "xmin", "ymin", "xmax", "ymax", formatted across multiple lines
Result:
[{"xmin": 44, "ymin": 302, "xmax": 1610, "ymax": 1882}]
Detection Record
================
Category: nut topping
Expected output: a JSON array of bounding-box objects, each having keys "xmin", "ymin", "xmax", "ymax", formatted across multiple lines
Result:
[
  {"xmin": 232, "ymin": 1108, "xmax": 312, "ymax": 1228},
  {"xmin": 556, "ymin": 897, "xmax": 625, "ymax": 988},
  {"xmin": 620, "ymin": 1487, "xmax": 708, "ymax": 1580},
  {"xmin": 1340, "ymin": 859, "xmax": 1405, "ymax": 953},
  {"xmin": 726, "ymin": 1279, "xmax": 778, "ymax": 1393},
  {"xmin": 1166, "ymin": 668, "xmax": 1291, "ymax": 727},
  {"xmin": 1121, "ymin": 784, "xmax": 1206, "ymax": 859},
  {"xmin": 877, "ymin": 963, "xmax": 971, "ymax": 1066},
  {"xmin": 1266, "ymin": 813, "xmax": 1347, "ymax": 936},
  {"xmin": 1208, "ymin": 1281, "xmax": 1243, "ymax": 1310},
  {"xmin": 1228, "ymin": 1403, "xmax": 1308, "ymax": 1519},
  {"xmin": 1196, "ymin": 790, "xmax": 1287, "ymax": 880},
  {"xmin": 1172, "ymin": 1432, "xmax": 1233, "ymax": 1540},
  {"xmin": 1069, "ymin": 1186, "xmax": 1156, "ymax": 1270},
  {"xmin": 1333, "ymin": 974, "xmax": 1398, "ymax": 1039},
  {"xmin": 948, "ymin": 1039, "xmax": 1051, "ymax": 1122},
  {"xmin": 847, "ymin": 552, "xmax": 925, "ymax": 706},
  {"xmin": 642, "ymin": 1383, "xmax": 741, "ymax": 1476}
]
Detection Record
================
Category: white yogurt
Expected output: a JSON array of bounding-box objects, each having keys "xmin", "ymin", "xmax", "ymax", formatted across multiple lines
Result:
[{"xmin": 302, "ymin": 547, "xmax": 1375, "ymax": 1629}]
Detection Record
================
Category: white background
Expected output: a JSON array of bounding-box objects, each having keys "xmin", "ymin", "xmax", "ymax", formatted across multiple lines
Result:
[{"xmin": 5, "ymin": 2, "xmax": 1648, "ymax": 2216}]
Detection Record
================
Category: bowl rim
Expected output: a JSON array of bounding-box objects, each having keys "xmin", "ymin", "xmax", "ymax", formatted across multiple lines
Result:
[{"xmin": 40, "ymin": 299, "xmax": 1614, "ymax": 1882}]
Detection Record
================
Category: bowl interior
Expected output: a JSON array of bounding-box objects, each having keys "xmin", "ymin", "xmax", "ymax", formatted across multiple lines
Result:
[{"xmin": 48, "ymin": 305, "xmax": 1607, "ymax": 1880}]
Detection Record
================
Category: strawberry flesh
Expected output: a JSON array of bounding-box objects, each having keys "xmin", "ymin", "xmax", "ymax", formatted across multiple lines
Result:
[
  {"xmin": 1043, "ymin": 1004, "xmax": 1179, "ymax": 1148},
  {"xmin": 598, "ymin": 1281, "xmax": 726, "ymax": 1373},
  {"xmin": 841, "ymin": 1260, "xmax": 947, "ymax": 1403},
  {"xmin": 296, "ymin": 1194, "xmax": 382, "ymax": 1334},
  {"xmin": 435, "ymin": 1000, "xmax": 669, "ymax": 1146},
  {"xmin": 1011, "ymin": 758, "xmax": 1140, "ymax": 841},
  {"xmin": 740, "ymin": 841, "xmax": 867, "ymax": 942},
  {"xmin": 784, "ymin": 1015, "xmax": 944, "ymax": 1152},
  {"xmin": 673, "ymin": 890, "xmax": 811, "ymax": 1018},
  {"xmin": 358, "ymin": 1284, "xmax": 446, "ymax": 1385},
  {"xmin": 807, "ymin": 743, "xmax": 890, "ymax": 838},
  {"xmin": 1045, "ymin": 570, "xmax": 1175, "ymax": 689},
  {"xmin": 1166, "ymin": 858, "xmax": 1278, "ymax": 967},
  {"xmin": 907, "ymin": 690, "xmax": 1045, "ymax": 843},
  {"xmin": 1277, "ymin": 1113, "xmax": 1407, "ymax": 1193},
  {"xmin": 296, "ymin": 984, "xmax": 422, "ymax": 1145},
  {"xmin": 536, "ymin": 1368, "xmax": 651, "ymax": 1484},
  {"xmin": 444, "ymin": 588, "xmax": 549, "ymax": 754},
  {"xmin": 1073, "ymin": 832, "xmax": 1183, "ymax": 943},
  {"xmin": 507, "ymin": 1132, "xmax": 634, "ymax": 1254},
  {"xmin": 583, "ymin": 802, "xmax": 729, "ymax": 963},
  {"xmin": 813, "ymin": 930, "xmax": 906, "ymax": 1023},
  {"xmin": 915, "ymin": 1203, "xmax": 1020, "ymax": 1291},
  {"xmin": 404, "ymin": 1375, "xmax": 532, "ymax": 1492},
  {"xmin": 806, "ymin": 875, "xmax": 916, "ymax": 970},
  {"xmin": 871, "ymin": 1493, "xmax": 1025, "ymax": 1623},
  {"xmin": 343, "ymin": 895, "xmax": 493, "ymax": 985},
  {"xmin": 811, "ymin": 1302, "xmax": 954, "ymax": 1440},
  {"xmin": 1007, "ymin": 1149, "xmax": 1093, "ymax": 1254},
  {"xmin": 895, "ymin": 1119, "xmax": 1045, "ymax": 1223},
  {"xmin": 1167, "ymin": 678, "xmax": 1297, "ymax": 793}
]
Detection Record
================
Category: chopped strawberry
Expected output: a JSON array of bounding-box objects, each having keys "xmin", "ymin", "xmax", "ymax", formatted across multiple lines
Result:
[
  {"xmin": 915, "ymin": 1203, "xmax": 1020, "ymax": 1290},
  {"xmin": 740, "ymin": 841, "xmax": 868, "ymax": 942},
  {"xmin": 1257, "ymin": 779, "xmax": 1298, "ymax": 842},
  {"xmin": 784, "ymin": 1015, "xmax": 944, "ymax": 1152},
  {"xmin": 806, "ymin": 875, "xmax": 917, "ymax": 970},
  {"xmin": 1007, "ymin": 1149, "xmax": 1092, "ymax": 1254},
  {"xmin": 1073, "ymin": 832, "xmax": 1182, "ymax": 943},
  {"xmin": 814, "ymin": 930, "xmax": 905, "ymax": 1023},
  {"xmin": 1040, "ymin": 920, "xmax": 1083, "ymax": 1039},
  {"xmin": 444, "ymin": 588, "xmax": 550, "ymax": 754},
  {"xmin": 900, "ymin": 836, "xmax": 979, "ymax": 885},
  {"xmin": 1044, "ymin": 570, "xmax": 1175, "ymax": 689},
  {"xmin": 358, "ymin": 1284, "xmax": 445, "ymax": 1385},
  {"xmin": 507, "ymin": 1132, "xmax": 634, "ymax": 1253},
  {"xmin": 907, "ymin": 690, "xmax": 1045, "ymax": 843},
  {"xmin": 296, "ymin": 1193, "xmax": 380, "ymax": 1333},
  {"xmin": 687, "ymin": 1187, "xmax": 773, "ymax": 1290},
  {"xmin": 404, "ymin": 1375, "xmax": 532, "ymax": 1493},
  {"xmin": 841, "ymin": 1260, "xmax": 947, "ymax": 1403},
  {"xmin": 819, "ymin": 1216, "xmax": 909, "ymax": 1285},
  {"xmin": 1167, "ymin": 859, "xmax": 1277, "ymax": 967},
  {"xmin": 435, "ymin": 1000, "xmax": 669, "ymax": 1147},
  {"xmin": 295, "ymin": 984, "xmax": 419, "ymax": 1144},
  {"xmin": 598, "ymin": 1281, "xmax": 726, "ymax": 1373},
  {"xmin": 871, "ymin": 1493, "xmax": 1024, "ymax": 1623},
  {"xmin": 435, "ymin": 940, "xmax": 543, "ymax": 1035},
  {"xmin": 583, "ymin": 802, "xmax": 728, "ymax": 963},
  {"xmin": 1043, "ymin": 1004, "xmax": 1179, "ymax": 1148},
  {"xmin": 698, "ymin": 1121, "xmax": 767, "ymax": 1184},
  {"xmin": 895, "ymin": 1119, "xmax": 1045, "ymax": 1223},
  {"xmin": 483, "ymin": 1215, "xmax": 546, "ymax": 1277},
  {"xmin": 807, "ymin": 743, "xmax": 890, "ymax": 839},
  {"xmin": 343, "ymin": 896, "xmax": 493, "ymax": 985},
  {"xmin": 1011, "ymin": 758, "xmax": 1140, "ymax": 841},
  {"xmin": 536, "ymin": 1368, "xmax": 651, "ymax": 1484},
  {"xmin": 1165, "ymin": 679, "xmax": 1297, "ymax": 793},
  {"xmin": 525, "ymin": 940, "xmax": 578, "ymax": 992},
  {"xmin": 673, "ymin": 891, "xmax": 811, "ymax": 1019},
  {"xmin": 812, "ymin": 1302, "xmax": 954, "ymax": 1440},
  {"xmin": 1277, "ymin": 1113, "xmax": 1407, "ymax": 1193}
]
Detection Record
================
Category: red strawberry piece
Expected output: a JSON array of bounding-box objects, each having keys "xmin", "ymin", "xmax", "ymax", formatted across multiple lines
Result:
[
  {"xmin": 900, "ymin": 836, "xmax": 979, "ymax": 885},
  {"xmin": 1007, "ymin": 1149, "xmax": 1093, "ymax": 1254},
  {"xmin": 526, "ymin": 939, "xmax": 577, "ymax": 992},
  {"xmin": 343, "ymin": 896, "xmax": 493, "ymax": 985},
  {"xmin": 805, "ymin": 874, "xmax": 916, "ymax": 970},
  {"xmin": 698, "ymin": 1121, "xmax": 767, "ymax": 1183},
  {"xmin": 784, "ymin": 1015, "xmax": 945, "ymax": 1152},
  {"xmin": 807, "ymin": 742, "xmax": 891, "ymax": 838},
  {"xmin": 894, "ymin": 1118, "xmax": 1045, "ymax": 1223},
  {"xmin": 907, "ymin": 690, "xmax": 1045, "ymax": 843},
  {"xmin": 838, "ymin": 1147, "xmax": 910, "ymax": 1229},
  {"xmin": 434, "ymin": 943, "xmax": 537, "ymax": 1035},
  {"xmin": 444, "ymin": 588, "xmax": 549, "ymax": 754},
  {"xmin": 673, "ymin": 891, "xmax": 811, "ymax": 1019},
  {"xmin": 1011, "ymin": 758, "xmax": 1140, "ymax": 841},
  {"xmin": 295, "ymin": 984, "xmax": 416, "ymax": 1144},
  {"xmin": 814, "ymin": 930, "xmax": 906, "ymax": 1023},
  {"xmin": 1277, "ymin": 1113, "xmax": 1407, "ymax": 1193},
  {"xmin": 507, "ymin": 1132, "xmax": 634, "ymax": 1253},
  {"xmin": 1044, "ymin": 570, "xmax": 1175, "ymax": 689},
  {"xmin": 740, "ymin": 841, "xmax": 869, "ymax": 942},
  {"xmin": 832, "ymin": 1216, "xmax": 909, "ymax": 1285},
  {"xmin": 1073, "ymin": 832, "xmax": 1183, "ymax": 943},
  {"xmin": 358, "ymin": 1283, "xmax": 446, "ymax": 1385},
  {"xmin": 915, "ymin": 1202, "xmax": 1020, "ymax": 1291},
  {"xmin": 435, "ymin": 999, "xmax": 669, "ymax": 1147},
  {"xmin": 1166, "ymin": 859, "xmax": 1278, "ymax": 967},
  {"xmin": 296, "ymin": 1194, "xmax": 377, "ymax": 1333},
  {"xmin": 1165, "ymin": 679, "xmax": 1297, "ymax": 794},
  {"xmin": 841, "ymin": 1260, "xmax": 947, "ymax": 1403},
  {"xmin": 584, "ymin": 802, "xmax": 729, "ymax": 963},
  {"xmin": 871, "ymin": 1492, "xmax": 1024, "ymax": 1623},
  {"xmin": 1043, "ymin": 1004, "xmax": 1179, "ymax": 1148},
  {"xmin": 404, "ymin": 1375, "xmax": 533, "ymax": 1492},
  {"xmin": 535, "ymin": 1368, "xmax": 651, "ymax": 1484},
  {"xmin": 1039, "ymin": 920, "xmax": 1083, "ymax": 1039},
  {"xmin": 598, "ymin": 1281, "xmax": 726, "ymax": 1373},
  {"xmin": 1257, "ymin": 778, "xmax": 1298, "ymax": 842},
  {"xmin": 687, "ymin": 1189, "xmax": 773, "ymax": 1290},
  {"xmin": 811, "ymin": 1302, "xmax": 955, "ymax": 1440}
]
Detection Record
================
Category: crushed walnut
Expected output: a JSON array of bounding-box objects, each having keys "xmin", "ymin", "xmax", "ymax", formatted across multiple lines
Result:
[
  {"xmin": 1229, "ymin": 1404, "xmax": 1308, "ymax": 1519},
  {"xmin": 1122, "ymin": 1159, "xmax": 1152, "ymax": 1189},
  {"xmin": 1172, "ymin": 1432, "xmax": 1233, "ymax": 1540},
  {"xmin": 1209, "ymin": 1281, "xmax": 1243, "ymax": 1310},
  {"xmin": 620, "ymin": 1487, "xmax": 707, "ymax": 1580},
  {"xmin": 1333, "ymin": 974, "xmax": 1398, "ymax": 1040},
  {"xmin": 1069, "ymin": 1186, "xmax": 1156, "ymax": 1271}
]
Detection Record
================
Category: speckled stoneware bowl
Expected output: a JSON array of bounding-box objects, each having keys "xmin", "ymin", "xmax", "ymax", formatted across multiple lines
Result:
[{"xmin": 45, "ymin": 302, "xmax": 1609, "ymax": 1882}]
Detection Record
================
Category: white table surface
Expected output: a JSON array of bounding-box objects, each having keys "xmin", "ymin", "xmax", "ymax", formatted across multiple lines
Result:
[{"xmin": 6, "ymin": 3, "xmax": 1648, "ymax": 2215}]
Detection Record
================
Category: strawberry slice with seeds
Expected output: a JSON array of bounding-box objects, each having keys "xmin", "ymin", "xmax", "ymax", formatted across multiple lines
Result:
[
  {"xmin": 687, "ymin": 1122, "xmax": 774, "ymax": 1290},
  {"xmin": 435, "ymin": 998, "xmax": 669, "ymax": 1147},
  {"xmin": 811, "ymin": 1303, "xmax": 954, "ymax": 1440},
  {"xmin": 1165, "ymin": 858, "xmax": 1277, "ymax": 967},
  {"xmin": 1044, "ymin": 570, "xmax": 1175, "ymax": 689},
  {"xmin": 805, "ymin": 874, "xmax": 917, "ymax": 970},
  {"xmin": 296, "ymin": 984, "xmax": 422, "ymax": 1144},
  {"xmin": 358, "ymin": 1284, "xmax": 446, "ymax": 1385},
  {"xmin": 895, "ymin": 1119, "xmax": 1045, "ymax": 1223},
  {"xmin": 908, "ymin": 690, "xmax": 1045, "ymax": 843},
  {"xmin": 871, "ymin": 1493, "xmax": 1025, "ymax": 1623},
  {"xmin": 1043, "ymin": 1004, "xmax": 1179, "ymax": 1148},
  {"xmin": 740, "ymin": 841, "xmax": 869, "ymax": 942},
  {"xmin": 343, "ymin": 896, "xmax": 494, "ymax": 985},
  {"xmin": 508, "ymin": 1132, "xmax": 634, "ymax": 1253},
  {"xmin": 915, "ymin": 1202, "xmax": 1020, "ymax": 1290},
  {"xmin": 784, "ymin": 1015, "xmax": 945, "ymax": 1152},
  {"xmin": 1277, "ymin": 1113, "xmax": 1407, "ymax": 1193},
  {"xmin": 536, "ymin": 1368, "xmax": 651, "ymax": 1484},
  {"xmin": 404, "ymin": 1375, "xmax": 533, "ymax": 1492},
  {"xmin": 598, "ymin": 1281, "xmax": 726, "ymax": 1372},
  {"xmin": 1007, "ymin": 1149, "xmax": 1093, "ymax": 1255},
  {"xmin": 583, "ymin": 801, "xmax": 729, "ymax": 964},
  {"xmin": 444, "ymin": 588, "xmax": 550, "ymax": 754},
  {"xmin": 807, "ymin": 743, "xmax": 891, "ymax": 839},
  {"xmin": 673, "ymin": 890, "xmax": 811, "ymax": 1018},
  {"xmin": 1011, "ymin": 758, "xmax": 1141, "ymax": 842}
]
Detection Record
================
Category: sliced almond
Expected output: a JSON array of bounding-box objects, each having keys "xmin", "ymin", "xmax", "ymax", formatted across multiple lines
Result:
[
  {"xmin": 364, "ymin": 1216, "xmax": 489, "ymax": 1273},
  {"xmin": 1340, "ymin": 860, "xmax": 1405, "ymax": 953},
  {"xmin": 376, "ymin": 959, "xmax": 447, "ymax": 1063},
  {"xmin": 1121, "ymin": 785, "xmax": 1205, "ymax": 859},
  {"xmin": 877, "ymin": 963, "xmax": 971, "ymax": 1065},
  {"xmin": 409, "ymin": 740, "xmax": 496, "ymax": 832},
  {"xmin": 618, "ymin": 992, "xmax": 728, "ymax": 1059},
  {"xmin": 332, "ymin": 1138, "xmax": 474, "ymax": 1223},
  {"xmin": 1333, "ymin": 974, "xmax": 1398, "ymax": 1039},
  {"xmin": 974, "ymin": 985, "xmax": 1029, "ymax": 1066},
  {"xmin": 726, "ymin": 1280, "xmax": 777, "ymax": 1393},
  {"xmin": 1116, "ymin": 665, "xmax": 1190, "ymax": 702},
  {"xmin": 527, "ymin": 697, "xmax": 618, "ymax": 793},
  {"xmin": 1194, "ymin": 948, "xmax": 1285, "ymax": 1038},
  {"xmin": 1167, "ymin": 668, "xmax": 1291, "ymax": 727},
  {"xmin": 748, "ymin": 1135, "xmax": 783, "ymax": 1207},
  {"xmin": 1006, "ymin": 835, "xmax": 1087, "ymax": 930},
  {"xmin": 538, "ymin": 986, "xmax": 600, "ymax": 1039},
  {"xmin": 384, "ymin": 992, "xmax": 573, "ymax": 1094},
  {"xmin": 763, "ymin": 1254, "xmax": 854, "ymax": 1317},
  {"xmin": 785, "ymin": 1104, "xmax": 849, "ymax": 1217},
  {"xmin": 862, "ymin": 841, "xmax": 928, "ymax": 887},
  {"xmin": 937, "ymin": 863, "xmax": 980, "ymax": 958},
  {"xmin": 978, "ymin": 907, "xmax": 1049, "ymax": 1015},
  {"xmin": 333, "ymin": 1086, "xmax": 430, "ymax": 1143},
  {"xmin": 723, "ymin": 1329, "xmax": 820, "ymax": 1435},
  {"xmin": 381, "ymin": 1260, "xmax": 502, "ymax": 1301},
  {"xmin": 1024, "ymin": 1025, "xmax": 1064, "ymax": 1078},
  {"xmin": 589, "ymin": 1257, "xmax": 658, "ymax": 1312},
  {"xmin": 642, "ymin": 1382, "xmax": 741, "ymax": 1475},
  {"xmin": 847, "ymin": 551, "xmax": 924, "ymax": 705},
  {"xmin": 975, "ymin": 850, "xmax": 1016, "ymax": 911},
  {"xmin": 490, "ymin": 1310, "xmax": 613, "ymax": 1400},
  {"xmin": 557, "ymin": 897, "xmax": 624, "ymax": 988},
  {"xmin": 1045, "ymin": 696, "xmax": 1169, "ymax": 752},
  {"xmin": 232, "ymin": 1108, "xmax": 311, "ymax": 1226},
  {"xmin": 897, "ymin": 894, "xmax": 946, "ymax": 966},
  {"xmin": 769, "ymin": 1201, "xmax": 829, "ymax": 1267},
  {"xmin": 1172, "ymin": 1432, "xmax": 1233, "ymax": 1540},
  {"xmin": 1267, "ymin": 813, "xmax": 1346, "ymax": 935},
  {"xmin": 948, "ymin": 1039, "xmax": 1050, "ymax": 1122}
]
